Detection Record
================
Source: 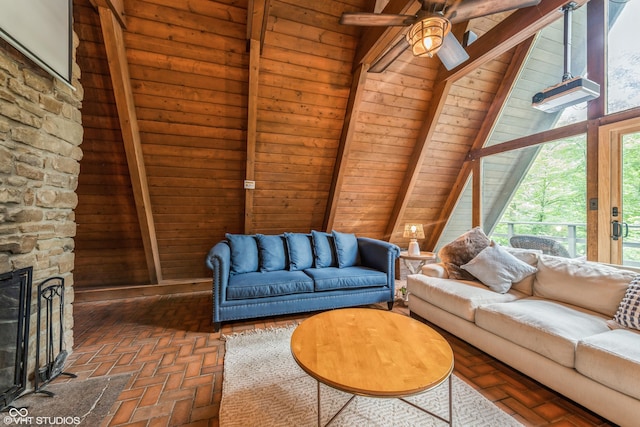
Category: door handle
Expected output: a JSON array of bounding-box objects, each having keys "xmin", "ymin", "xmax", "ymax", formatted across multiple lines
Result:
[{"xmin": 612, "ymin": 220, "xmax": 621, "ymax": 241}]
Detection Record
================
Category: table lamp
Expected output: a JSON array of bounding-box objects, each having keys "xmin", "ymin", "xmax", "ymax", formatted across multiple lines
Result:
[{"xmin": 403, "ymin": 224, "xmax": 425, "ymax": 256}]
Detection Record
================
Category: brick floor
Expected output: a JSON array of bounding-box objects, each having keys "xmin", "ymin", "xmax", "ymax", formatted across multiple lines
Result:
[{"xmin": 63, "ymin": 291, "xmax": 614, "ymax": 427}]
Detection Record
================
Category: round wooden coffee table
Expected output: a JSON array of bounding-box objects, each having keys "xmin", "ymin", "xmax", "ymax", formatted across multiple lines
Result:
[{"xmin": 290, "ymin": 308, "xmax": 454, "ymax": 426}]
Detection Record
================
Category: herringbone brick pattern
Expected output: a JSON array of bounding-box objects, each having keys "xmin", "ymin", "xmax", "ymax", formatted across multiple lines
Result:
[{"xmin": 64, "ymin": 291, "xmax": 613, "ymax": 426}]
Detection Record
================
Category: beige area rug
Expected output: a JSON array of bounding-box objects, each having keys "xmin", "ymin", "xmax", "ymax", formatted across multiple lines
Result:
[
  {"xmin": 220, "ymin": 325, "xmax": 523, "ymax": 427},
  {"xmin": 8, "ymin": 374, "xmax": 130, "ymax": 427}
]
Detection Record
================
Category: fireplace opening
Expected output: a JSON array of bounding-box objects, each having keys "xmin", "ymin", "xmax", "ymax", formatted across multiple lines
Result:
[{"xmin": 0, "ymin": 267, "xmax": 32, "ymax": 411}]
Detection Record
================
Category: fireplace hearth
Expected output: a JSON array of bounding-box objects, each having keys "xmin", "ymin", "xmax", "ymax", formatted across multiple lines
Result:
[{"xmin": 0, "ymin": 267, "xmax": 32, "ymax": 411}]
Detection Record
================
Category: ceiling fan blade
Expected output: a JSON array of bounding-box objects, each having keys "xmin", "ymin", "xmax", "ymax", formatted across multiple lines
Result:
[
  {"xmin": 442, "ymin": 0, "xmax": 463, "ymax": 20},
  {"xmin": 369, "ymin": 37, "xmax": 410, "ymax": 73},
  {"xmin": 449, "ymin": 0, "xmax": 541, "ymax": 24},
  {"xmin": 339, "ymin": 13, "xmax": 416, "ymax": 27},
  {"xmin": 437, "ymin": 32, "xmax": 470, "ymax": 71}
]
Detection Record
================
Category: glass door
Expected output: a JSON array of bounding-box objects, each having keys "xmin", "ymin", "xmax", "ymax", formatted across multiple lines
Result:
[
  {"xmin": 620, "ymin": 131, "xmax": 640, "ymax": 266},
  {"xmin": 600, "ymin": 121, "xmax": 640, "ymax": 265}
]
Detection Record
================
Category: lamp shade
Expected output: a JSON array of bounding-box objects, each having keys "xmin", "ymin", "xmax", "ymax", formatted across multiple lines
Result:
[
  {"xmin": 406, "ymin": 15, "xmax": 451, "ymax": 58},
  {"xmin": 403, "ymin": 224, "xmax": 425, "ymax": 239}
]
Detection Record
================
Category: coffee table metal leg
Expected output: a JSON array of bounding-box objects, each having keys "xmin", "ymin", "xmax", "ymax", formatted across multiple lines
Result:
[
  {"xmin": 317, "ymin": 381, "xmax": 320, "ymax": 427},
  {"xmin": 449, "ymin": 374, "xmax": 452, "ymax": 426},
  {"xmin": 399, "ymin": 375, "xmax": 453, "ymax": 426},
  {"xmin": 318, "ymin": 375, "xmax": 452, "ymax": 427},
  {"xmin": 317, "ymin": 380, "xmax": 357, "ymax": 427}
]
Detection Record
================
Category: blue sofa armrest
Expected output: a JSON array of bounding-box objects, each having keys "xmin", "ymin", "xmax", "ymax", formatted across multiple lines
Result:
[
  {"xmin": 357, "ymin": 237, "xmax": 400, "ymax": 273},
  {"xmin": 206, "ymin": 241, "xmax": 230, "ymax": 327},
  {"xmin": 357, "ymin": 237, "xmax": 400, "ymax": 303}
]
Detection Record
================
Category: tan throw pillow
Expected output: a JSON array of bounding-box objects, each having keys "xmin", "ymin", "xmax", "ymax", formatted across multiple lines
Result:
[{"xmin": 437, "ymin": 227, "xmax": 491, "ymax": 280}]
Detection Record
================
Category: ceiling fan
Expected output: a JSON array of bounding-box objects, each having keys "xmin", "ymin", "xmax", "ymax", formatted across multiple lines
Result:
[{"xmin": 340, "ymin": 0, "xmax": 542, "ymax": 72}]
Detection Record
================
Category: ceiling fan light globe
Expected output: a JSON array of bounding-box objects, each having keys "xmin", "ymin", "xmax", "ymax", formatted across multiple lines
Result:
[{"xmin": 407, "ymin": 15, "xmax": 451, "ymax": 58}]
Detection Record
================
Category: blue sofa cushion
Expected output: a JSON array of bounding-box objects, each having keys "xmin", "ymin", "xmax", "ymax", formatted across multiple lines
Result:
[
  {"xmin": 332, "ymin": 230, "xmax": 360, "ymax": 268},
  {"xmin": 305, "ymin": 266, "xmax": 386, "ymax": 291},
  {"xmin": 255, "ymin": 234, "xmax": 287, "ymax": 272},
  {"xmin": 311, "ymin": 230, "xmax": 337, "ymax": 268},
  {"xmin": 227, "ymin": 270, "xmax": 314, "ymax": 300},
  {"xmin": 284, "ymin": 233, "xmax": 314, "ymax": 271},
  {"xmin": 226, "ymin": 233, "xmax": 259, "ymax": 274}
]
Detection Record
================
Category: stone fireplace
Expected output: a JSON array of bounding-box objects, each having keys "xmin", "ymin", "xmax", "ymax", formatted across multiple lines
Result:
[{"xmin": 0, "ymin": 32, "xmax": 83, "ymax": 403}]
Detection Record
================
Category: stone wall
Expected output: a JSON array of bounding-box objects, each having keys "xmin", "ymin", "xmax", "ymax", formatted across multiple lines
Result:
[{"xmin": 0, "ymin": 34, "xmax": 83, "ymax": 389}]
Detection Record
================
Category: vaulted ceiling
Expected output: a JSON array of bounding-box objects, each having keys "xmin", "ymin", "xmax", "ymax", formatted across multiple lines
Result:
[{"xmin": 73, "ymin": 0, "xmax": 583, "ymax": 288}]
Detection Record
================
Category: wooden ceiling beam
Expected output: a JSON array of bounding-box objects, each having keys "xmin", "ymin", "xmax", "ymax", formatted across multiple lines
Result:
[
  {"xmin": 244, "ymin": 1, "xmax": 269, "ymax": 233},
  {"xmin": 467, "ymin": 121, "xmax": 587, "ymax": 161},
  {"xmin": 324, "ymin": 63, "xmax": 369, "ymax": 231},
  {"xmin": 245, "ymin": 38, "xmax": 260, "ymax": 234},
  {"xmin": 586, "ymin": 0, "xmax": 606, "ymax": 261},
  {"xmin": 89, "ymin": 0, "xmax": 127, "ymax": 28},
  {"xmin": 97, "ymin": 6, "xmax": 162, "ymax": 284},
  {"xmin": 247, "ymin": 0, "xmax": 271, "ymax": 52}
]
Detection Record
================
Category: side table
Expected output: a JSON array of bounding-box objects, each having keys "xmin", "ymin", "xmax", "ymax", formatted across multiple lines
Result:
[{"xmin": 399, "ymin": 251, "xmax": 436, "ymax": 275}]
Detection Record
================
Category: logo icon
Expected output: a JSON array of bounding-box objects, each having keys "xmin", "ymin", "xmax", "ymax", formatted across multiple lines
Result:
[{"xmin": 8, "ymin": 408, "xmax": 28, "ymax": 418}]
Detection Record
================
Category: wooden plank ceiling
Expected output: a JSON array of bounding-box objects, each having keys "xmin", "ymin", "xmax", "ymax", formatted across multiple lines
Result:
[{"xmin": 73, "ymin": 0, "xmax": 575, "ymax": 288}]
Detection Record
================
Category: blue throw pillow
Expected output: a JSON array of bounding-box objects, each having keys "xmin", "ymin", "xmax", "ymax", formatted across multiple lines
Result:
[
  {"xmin": 225, "ymin": 233, "xmax": 259, "ymax": 274},
  {"xmin": 284, "ymin": 233, "xmax": 314, "ymax": 271},
  {"xmin": 332, "ymin": 230, "xmax": 360, "ymax": 268},
  {"xmin": 311, "ymin": 230, "xmax": 337, "ymax": 268},
  {"xmin": 255, "ymin": 234, "xmax": 287, "ymax": 272}
]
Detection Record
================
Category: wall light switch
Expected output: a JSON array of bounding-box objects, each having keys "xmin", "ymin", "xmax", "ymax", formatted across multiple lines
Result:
[{"xmin": 244, "ymin": 180, "xmax": 255, "ymax": 190}]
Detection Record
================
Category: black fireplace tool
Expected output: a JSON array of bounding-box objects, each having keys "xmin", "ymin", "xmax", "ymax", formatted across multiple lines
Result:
[{"xmin": 33, "ymin": 277, "xmax": 77, "ymax": 396}]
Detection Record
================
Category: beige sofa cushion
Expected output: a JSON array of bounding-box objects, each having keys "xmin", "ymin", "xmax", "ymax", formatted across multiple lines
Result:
[
  {"xmin": 407, "ymin": 274, "xmax": 526, "ymax": 322},
  {"xmin": 533, "ymin": 255, "xmax": 637, "ymax": 317},
  {"xmin": 475, "ymin": 298, "xmax": 610, "ymax": 368},
  {"xmin": 576, "ymin": 329, "xmax": 640, "ymax": 400}
]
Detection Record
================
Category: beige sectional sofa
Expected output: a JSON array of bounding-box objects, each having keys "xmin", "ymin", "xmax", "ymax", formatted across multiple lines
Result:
[{"xmin": 407, "ymin": 250, "xmax": 640, "ymax": 427}]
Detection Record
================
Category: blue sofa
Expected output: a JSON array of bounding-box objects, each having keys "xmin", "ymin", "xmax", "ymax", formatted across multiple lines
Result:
[{"xmin": 205, "ymin": 230, "xmax": 400, "ymax": 331}]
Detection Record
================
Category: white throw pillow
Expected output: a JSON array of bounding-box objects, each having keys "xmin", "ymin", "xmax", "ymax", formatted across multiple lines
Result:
[
  {"xmin": 461, "ymin": 241, "xmax": 538, "ymax": 293},
  {"xmin": 613, "ymin": 275, "xmax": 640, "ymax": 330}
]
